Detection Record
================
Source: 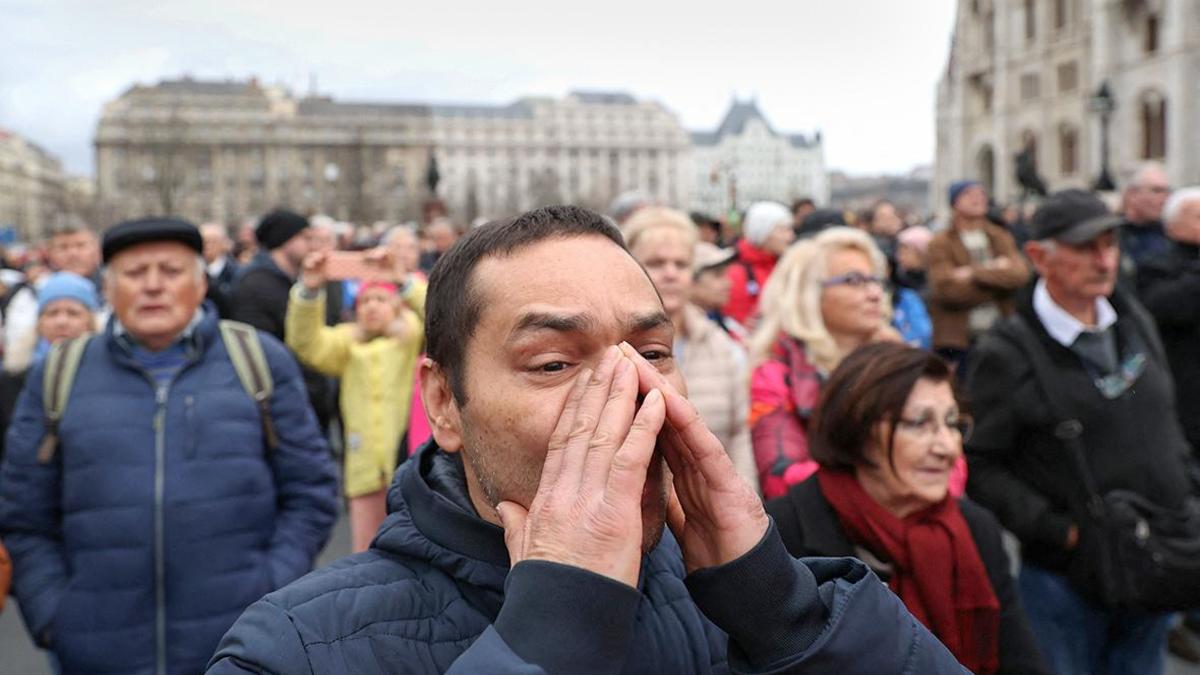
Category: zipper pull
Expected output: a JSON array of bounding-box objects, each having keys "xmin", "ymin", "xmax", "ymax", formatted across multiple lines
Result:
[{"xmin": 156, "ymin": 386, "xmax": 168, "ymax": 406}]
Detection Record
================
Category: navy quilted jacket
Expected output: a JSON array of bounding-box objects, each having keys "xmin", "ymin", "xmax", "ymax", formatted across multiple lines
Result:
[
  {"xmin": 208, "ymin": 443, "xmax": 966, "ymax": 674},
  {"xmin": 0, "ymin": 307, "xmax": 339, "ymax": 675}
]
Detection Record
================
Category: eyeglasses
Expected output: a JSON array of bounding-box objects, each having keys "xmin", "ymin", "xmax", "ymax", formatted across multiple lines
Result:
[
  {"xmin": 1094, "ymin": 352, "xmax": 1147, "ymax": 400},
  {"xmin": 821, "ymin": 272, "xmax": 888, "ymax": 289},
  {"xmin": 896, "ymin": 413, "xmax": 974, "ymax": 441}
]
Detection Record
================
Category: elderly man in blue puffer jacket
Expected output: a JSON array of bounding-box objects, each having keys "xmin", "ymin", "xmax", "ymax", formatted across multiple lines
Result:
[{"xmin": 0, "ymin": 218, "xmax": 339, "ymax": 675}]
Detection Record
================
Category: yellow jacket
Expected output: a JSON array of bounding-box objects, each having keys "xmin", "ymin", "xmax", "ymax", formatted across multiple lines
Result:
[{"xmin": 285, "ymin": 281, "xmax": 426, "ymax": 498}]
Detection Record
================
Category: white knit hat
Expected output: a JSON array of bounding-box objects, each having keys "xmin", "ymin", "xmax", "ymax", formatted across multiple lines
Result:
[{"xmin": 742, "ymin": 201, "xmax": 791, "ymax": 247}]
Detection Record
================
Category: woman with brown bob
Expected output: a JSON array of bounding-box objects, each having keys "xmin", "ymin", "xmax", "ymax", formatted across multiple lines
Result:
[{"xmin": 766, "ymin": 342, "xmax": 1048, "ymax": 674}]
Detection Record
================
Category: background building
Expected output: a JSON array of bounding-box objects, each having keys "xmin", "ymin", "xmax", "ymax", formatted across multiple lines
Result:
[
  {"xmin": 95, "ymin": 78, "xmax": 692, "ymax": 224},
  {"xmin": 0, "ymin": 128, "xmax": 73, "ymax": 241},
  {"xmin": 829, "ymin": 166, "xmax": 933, "ymax": 217},
  {"xmin": 690, "ymin": 99, "xmax": 827, "ymax": 217},
  {"xmin": 934, "ymin": 0, "xmax": 1200, "ymax": 215}
]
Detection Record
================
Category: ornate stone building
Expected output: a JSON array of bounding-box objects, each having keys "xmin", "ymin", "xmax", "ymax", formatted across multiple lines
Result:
[
  {"xmin": 934, "ymin": 0, "xmax": 1200, "ymax": 214},
  {"xmin": 690, "ymin": 99, "xmax": 827, "ymax": 217},
  {"xmin": 0, "ymin": 127, "xmax": 71, "ymax": 241},
  {"xmin": 95, "ymin": 79, "xmax": 691, "ymax": 224}
]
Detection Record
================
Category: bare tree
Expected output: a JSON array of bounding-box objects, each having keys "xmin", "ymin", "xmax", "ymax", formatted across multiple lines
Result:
[{"xmin": 148, "ymin": 107, "xmax": 190, "ymax": 216}]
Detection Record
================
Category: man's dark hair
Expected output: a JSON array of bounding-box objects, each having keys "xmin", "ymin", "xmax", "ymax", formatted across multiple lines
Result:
[
  {"xmin": 425, "ymin": 205, "xmax": 626, "ymax": 405},
  {"xmin": 810, "ymin": 342, "xmax": 955, "ymax": 472}
]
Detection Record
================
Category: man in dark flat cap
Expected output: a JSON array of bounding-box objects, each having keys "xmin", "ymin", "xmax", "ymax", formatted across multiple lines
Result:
[
  {"xmin": 230, "ymin": 210, "xmax": 334, "ymax": 431},
  {"xmin": 0, "ymin": 217, "xmax": 338, "ymax": 675}
]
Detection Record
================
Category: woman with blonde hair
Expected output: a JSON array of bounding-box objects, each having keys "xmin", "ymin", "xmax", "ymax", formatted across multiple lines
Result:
[
  {"xmin": 623, "ymin": 207, "xmax": 759, "ymax": 491},
  {"xmin": 748, "ymin": 227, "xmax": 898, "ymax": 498}
]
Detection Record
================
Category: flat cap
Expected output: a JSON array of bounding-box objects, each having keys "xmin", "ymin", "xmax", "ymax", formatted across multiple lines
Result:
[
  {"xmin": 103, "ymin": 217, "xmax": 203, "ymax": 263},
  {"xmin": 1029, "ymin": 189, "xmax": 1122, "ymax": 245}
]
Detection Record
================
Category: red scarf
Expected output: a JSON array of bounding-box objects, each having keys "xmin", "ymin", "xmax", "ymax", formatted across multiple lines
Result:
[{"xmin": 817, "ymin": 470, "xmax": 1000, "ymax": 673}]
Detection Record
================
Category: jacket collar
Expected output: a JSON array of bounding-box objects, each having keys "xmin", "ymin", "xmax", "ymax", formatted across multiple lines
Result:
[
  {"xmin": 383, "ymin": 440, "xmax": 512, "ymax": 569},
  {"xmin": 105, "ymin": 301, "xmax": 220, "ymax": 362},
  {"xmin": 1032, "ymin": 279, "xmax": 1117, "ymax": 348}
]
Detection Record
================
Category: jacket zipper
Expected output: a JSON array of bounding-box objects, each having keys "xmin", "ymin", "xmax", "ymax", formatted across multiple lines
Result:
[{"xmin": 153, "ymin": 384, "xmax": 168, "ymax": 675}]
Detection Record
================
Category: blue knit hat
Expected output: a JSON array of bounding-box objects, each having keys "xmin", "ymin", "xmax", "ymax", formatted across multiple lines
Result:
[
  {"xmin": 948, "ymin": 180, "xmax": 982, "ymax": 206},
  {"xmin": 38, "ymin": 272, "xmax": 99, "ymax": 315}
]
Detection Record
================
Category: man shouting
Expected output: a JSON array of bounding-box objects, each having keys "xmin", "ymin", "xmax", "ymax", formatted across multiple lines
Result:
[{"xmin": 208, "ymin": 205, "xmax": 964, "ymax": 674}]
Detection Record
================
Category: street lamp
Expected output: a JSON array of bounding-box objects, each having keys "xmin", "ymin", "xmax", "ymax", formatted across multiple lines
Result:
[{"xmin": 1089, "ymin": 81, "xmax": 1116, "ymax": 192}]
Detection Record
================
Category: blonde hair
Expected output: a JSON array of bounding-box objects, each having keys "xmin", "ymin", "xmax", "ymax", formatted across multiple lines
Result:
[
  {"xmin": 621, "ymin": 207, "xmax": 698, "ymax": 253},
  {"xmin": 749, "ymin": 227, "xmax": 888, "ymax": 373}
]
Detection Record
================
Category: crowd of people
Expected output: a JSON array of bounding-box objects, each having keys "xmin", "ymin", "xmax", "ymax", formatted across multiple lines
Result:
[{"xmin": 0, "ymin": 159, "xmax": 1195, "ymax": 674}]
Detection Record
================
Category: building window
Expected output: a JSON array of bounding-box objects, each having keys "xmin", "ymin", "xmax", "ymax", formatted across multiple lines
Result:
[
  {"xmin": 977, "ymin": 145, "xmax": 996, "ymax": 196},
  {"xmin": 1025, "ymin": 0, "xmax": 1037, "ymax": 41},
  {"xmin": 1057, "ymin": 61, "xmax": 1078, "ymax": 93},
  {"xmin": 1020, "ymin": 73, "xmax": 1041, "ymax": 101},
  {"xmin": 1140, "ymin": 91, "xmax": 1167, "ymax": 160},
  {"xmin": 1054, "ymin": 0, "xmax": 1067, "ymax": 30},
  {"xmin": 1059, "ymin": 125, "xmax": 1078, "ymax": 175},
  {"xmin": 1144, "ymin": 14, "xmax": 1159, "ymax": 54}
]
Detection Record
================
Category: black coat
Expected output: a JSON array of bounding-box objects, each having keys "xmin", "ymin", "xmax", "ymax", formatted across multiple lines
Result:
[
  {"xmin": 964, "ymin": 285, "xmax": 1194, "ymax": 573},
  {"xmin": 766, "ymin": 476, "xmax": 1050, "ymax": 675},
  {"xmin": 206, "ymin": 256, "xmax": 240, "ymax": 319},
  {"xmin": 230, "ymin": 252, "xmax": 334, "ymax": 430},
  {"xmin": 1136, "ymin": 241, "xmax": 1200, "ymax": 451}
]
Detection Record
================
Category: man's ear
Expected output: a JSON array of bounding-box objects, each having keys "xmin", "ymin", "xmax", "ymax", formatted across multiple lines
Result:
[
  {"xmin": 1024, "ymin": 240, "xmax": 1048, "ymax": 278},
  {"xmin": 419, "ymin": 357, "xmax": 464, "ymax": 453}
]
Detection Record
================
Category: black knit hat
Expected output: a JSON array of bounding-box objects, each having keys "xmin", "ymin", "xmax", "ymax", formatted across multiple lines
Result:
[
  {"xmin": 102, "ymin": 217, "xmax": 203, "ymax": 263},
  {"xmin": 256, "ymin": 209, "xmax": 310, "ymax": 250}
]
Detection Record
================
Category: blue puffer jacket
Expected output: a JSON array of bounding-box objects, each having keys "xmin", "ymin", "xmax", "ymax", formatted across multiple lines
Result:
[
  {"xmin": 0, "ymin": 306, "xmax": 339, "ymax": 675},
  {"xmin": 209, "ymin": 443, "xmax": 966, "ymax": 674}
]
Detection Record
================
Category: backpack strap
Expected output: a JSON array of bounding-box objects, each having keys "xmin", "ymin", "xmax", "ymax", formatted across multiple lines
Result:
[
  {"xmin": 739, "ymin": 258, "xmax": 761, "ymax": 298},
  {"xmin": 218, "ymin": 320, "xmax": 278, "ymax": 452},
  {"xmin": 37, "ymin": 336, "xmax": 92, "ymax": 464}
]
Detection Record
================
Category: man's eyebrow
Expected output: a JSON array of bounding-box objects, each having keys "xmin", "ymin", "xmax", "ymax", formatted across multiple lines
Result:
[
  {"xmin": 628, "ymin": 311, "xmax": 671, "ymax": 333},
  {"xmin": 510, "ymin": 312, "xmax": 597, "ymax": 338}
]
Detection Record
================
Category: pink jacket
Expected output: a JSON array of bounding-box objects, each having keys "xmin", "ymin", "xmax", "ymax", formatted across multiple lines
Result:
[{"xmin": 750, "ymin": 335, "xmax": 966, "ymax": 500}]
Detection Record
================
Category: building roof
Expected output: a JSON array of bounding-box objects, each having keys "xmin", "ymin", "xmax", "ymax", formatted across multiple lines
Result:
[
  {"xmin": 691, "ymin": 99, "xmax": 822, "ymax": 148},
  {"xmin": 298, "ymin": 98, "xmax": 430, "ymax": 117},
  {"xmin": 569, "ymin": 91, "xmax": 638, "ymax": 105},
  {"xmin": 149, "ymin": 78, "xmax": 263, "ymax": 96},
  {"xmin": 715, "ymin": 99, "xmax": 776, "ymax": 137}
]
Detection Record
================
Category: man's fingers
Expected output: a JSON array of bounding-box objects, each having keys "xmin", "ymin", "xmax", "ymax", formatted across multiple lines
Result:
[
  {"xmin": 661, "ymin": 388, "xmax": 740, "ymax": 490},
  {"xmin": 606, "ymin": 388, "xmax": 665, "ymax": 499},
  {"xmin": 543, "ymin": 366, "xmax": 593, "ymax": 489},
  {"xmin": 617, "ymin": 342, "xmax": 678, "ymax": 397},
  {"xmin": 557, "ymin": 346, "xmax": 622, "ymax": 491},
  {"xmin": 496, "ymin": 501, "xmax": 529, "ymax": 565},
  {"xmin": 582, "ymin": 355, "xmax": 639, "ymax": 489}
]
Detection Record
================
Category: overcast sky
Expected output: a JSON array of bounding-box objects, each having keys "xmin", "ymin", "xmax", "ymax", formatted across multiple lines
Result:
[{"xmin": 1, "ymin": 0, "xmax": 956, "ymax": 177}]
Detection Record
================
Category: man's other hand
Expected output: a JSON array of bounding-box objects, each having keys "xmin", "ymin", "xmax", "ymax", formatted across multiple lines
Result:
[{"xmin": 618, "ymin": 342, "xmax": 769, "ymax": 574}]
